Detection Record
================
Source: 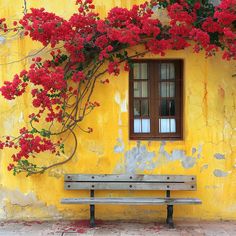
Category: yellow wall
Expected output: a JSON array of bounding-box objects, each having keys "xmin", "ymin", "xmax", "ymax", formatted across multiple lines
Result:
[{"xmin": 0, "ymin": 0, "xmax": 236, "ymax": 221}]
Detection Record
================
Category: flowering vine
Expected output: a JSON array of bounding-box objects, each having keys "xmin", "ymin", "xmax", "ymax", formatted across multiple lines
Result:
[{"xmin": 0, "ymin": 0, "xmax": 235, "ymax": 176}]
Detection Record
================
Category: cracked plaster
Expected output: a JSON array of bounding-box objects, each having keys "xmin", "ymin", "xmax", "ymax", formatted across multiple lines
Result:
[
  {"xmin": 114, "ymin": 141, "xmax": 202, "ymax": 173},
  {"xmin": 0, "ymin": 187, "xmax": 61, "ymax": 220}
]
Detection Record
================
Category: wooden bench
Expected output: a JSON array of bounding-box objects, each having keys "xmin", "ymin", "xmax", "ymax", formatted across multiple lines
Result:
[{"xmin": 61, "ymin": 174, "xmax": 201, "ymax": 228}]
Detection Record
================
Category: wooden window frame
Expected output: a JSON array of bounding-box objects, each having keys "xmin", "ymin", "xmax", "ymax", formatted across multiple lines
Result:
[{"xmin": 129, "ymin": 59, "xmax": 183, "ymax": 140}]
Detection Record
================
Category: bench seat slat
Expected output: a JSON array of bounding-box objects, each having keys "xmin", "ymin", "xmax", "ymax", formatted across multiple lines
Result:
[
  {"xmin": 65, "ymin": 182, "xmax": 196, "ymax": 190},
  {"xmin": 65, "ymin": 174, "xmax": 196, "ymax": 182},
  {"xmin": 61, "ymin": 197, "xmax": 202, "ymax": 205}
]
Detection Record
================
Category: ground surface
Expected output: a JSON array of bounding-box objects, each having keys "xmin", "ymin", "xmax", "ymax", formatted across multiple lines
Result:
[{"xmin": 0, "ymin": 220, "xmax": 235, "ymax": 235}]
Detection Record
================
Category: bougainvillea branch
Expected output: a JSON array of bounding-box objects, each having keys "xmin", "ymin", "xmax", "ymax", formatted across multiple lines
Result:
[{"xmin": 0, "ymin": 0, "xmax": 235, "ymax": 176}]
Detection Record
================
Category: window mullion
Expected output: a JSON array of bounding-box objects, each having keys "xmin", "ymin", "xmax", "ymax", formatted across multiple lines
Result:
[{"xmin": 151, "ymin": 62, "xmax": 159, "ymax": 137}]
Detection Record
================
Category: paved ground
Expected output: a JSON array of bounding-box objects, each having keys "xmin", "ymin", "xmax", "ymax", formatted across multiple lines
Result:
[{"xmin": 0, "ymin": 220, "xmax": 235, "ymax": 235}]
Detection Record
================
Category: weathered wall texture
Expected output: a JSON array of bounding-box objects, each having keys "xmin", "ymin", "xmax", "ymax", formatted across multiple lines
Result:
[{"xmin": 0, "ymin": 0, "xmax": 236, "ymax": 221}]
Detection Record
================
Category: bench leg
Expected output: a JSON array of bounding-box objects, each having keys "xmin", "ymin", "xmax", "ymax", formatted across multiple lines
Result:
[
  {"xmin": 90, "ymin": 204, "xmax": 95, "ymax": 227},
  {"xmin": 90, "ymin": 190, "xmax": 95, "ymax": 227},
  {"xmin": 166, "ymin": 205, "xmax": 174, "ymax": 228}
]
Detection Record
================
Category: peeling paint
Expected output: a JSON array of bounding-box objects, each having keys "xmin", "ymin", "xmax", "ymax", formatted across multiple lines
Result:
[
  {"xmin": 114, "ymin": 92, "xmax": 127, "ymax": 112},
  {"xmin": 200, "ymin": 164, "xmax": 208, "ymax": 172},
  {"xmin": 214, "ymin": 153, "xmax": 225, "ymax": 160},
  {"xmin": 182, "ymin": 156, "xmax": 197, "ymax": 169},
  {"xmin": 196, "ymin": 144, "xmax": 203, "ymax": 159},
  {"xmin": 0, "ymin": 187, "xmax": 61, "ymax": 220},
  {"xmin": 213, "ymin": 169, "xmax": 228, "ymax": 177},
  {"xmin": 48, "ymin": 168, "xmax": 65, "ymax": 179},
  {"xmin": 0, "ymin": 36, "xmax": 6, "ymax": 44},
  {"xmin": 115, "ymin": 141, "xmax": 201, "ymax": 173},
  {"xmin": 114, "ymin": 138, "xmax": 124, "ymax": 153},
  {"xmin": 192, "ymin": 147, "xmax": 197, "ymax": 155},
  {"xmin": 125, "ymin": 145, "xmax": 156, "ymax": 173},
  {"xmin": 158, "ymin": 142, "xmax": 198, "ymax": 169}
]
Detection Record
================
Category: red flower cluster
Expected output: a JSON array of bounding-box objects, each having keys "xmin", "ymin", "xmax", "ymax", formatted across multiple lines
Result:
[
  {"xmin": 0, "ymin": 18, "xmax": 7, "ymax": 32},
  {"xmin": 0, "ymin": 74, "xmax": 28, "ymax": 100},
  {"xmin": 13, "ymin": 133, "xmax": 56, "ymax": 161},
  {"xmin": 0, "ymin": 0, "xmax": 235, "ymax": 174},
  {"xmin": 20, "ymin": 8, "xmax": 71, "ymax": 47},
  {"xmin": 108, "ymin": 61, "xmax": 120, "ymax": 76}
]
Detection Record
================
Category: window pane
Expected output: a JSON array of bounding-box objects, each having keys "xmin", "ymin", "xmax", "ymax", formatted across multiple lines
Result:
[
  {"xmin": 141, "ymin": 81, "xmax": 148, "ymax": 97},
  {"xmin": 159, "ymin": 118, "xmax": 176, "ymax": 133},
  {"xmin": 134, "ymin": 100, "xmax": 140, "ymax": 116},
  {"xmin": 134, "ymin": 119, "xmax": 150, "ymax": 133},
  {"xmin": 141, "ymin": 100, "xmax": 149, "ymax": 116},
  {"xmin": 134, "ymin": 82, "xmax": 141, "ymax": 97},
  {"xmin": 160, "ymin": 82, "xmax": 175, "ymax": 97},
  {"xmin": 161, "ymin": 99, "xmax": 175, "ymax": 116},
  {"xmin": 133, "ymin": 63, "xmax": 147, "ymax": 80},
  {"xmin": 161, "ymin": 99, "xmax": 168, "ymax": 116},
  {"xmin": 142, "ymin": 119, "xmax": 150, "ymax": 133},
  {"xmin": 134, "ymin": 81, "xmax": 148, "ymax": 97},
  {"xmin": 170, "ymin": 99, "xmax": 175, "ymax": 116},
  {"xmin": 133, "ymin": 63, "xmax": 139, "ymax": 79},
  {"xmin": 160, "ymin": 63, "xmax": 175, "ymax": 80},
  {"xmin": 140, "ymin": 63, "xmax": 148, "ymax": 80},
  {"xmin": 134, "ymin": 119, "xmax": 141, "ymax": 133}
]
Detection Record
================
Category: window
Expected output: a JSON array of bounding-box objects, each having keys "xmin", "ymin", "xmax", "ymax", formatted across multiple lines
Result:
[{"xmin": 129, "ymin": 60, "xmax": 183, "ymax": 140}]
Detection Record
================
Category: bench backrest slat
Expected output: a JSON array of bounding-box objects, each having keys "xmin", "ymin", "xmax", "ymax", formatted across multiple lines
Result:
[
  {"xmin": 64, "ymin": 174, "xmax": 197, "ymax": 191},
  {"xmin": 65, "ymin": 174, "xmax": 196, "ymax": 182},
  {"xmin": 65, "ymin": 182, "xmax": 196, "ymax": 190}
]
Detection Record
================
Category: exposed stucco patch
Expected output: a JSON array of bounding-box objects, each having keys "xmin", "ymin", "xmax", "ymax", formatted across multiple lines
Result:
[
  {"xmin": 214, "ymin": 153, "xmax": 225, "ymax": 160},
  {"xmin": 48, "ymin": 168, "xmax": 65, "ymax": 179},
  {"xmin": 213, "ymin": 169, "xmax": 228, "ymax": 177},
  {"xmin": 0, "ymin": 187, "xmax": 61, "ymax": 220},
  {"xmin": 158, "ymin": 142, "xmax": 199, "ymax": 169},
  {"xmin": 200, "ymin": 164, "xmax": 208, "ymax": 172},
  {"xmin": 114, "ymin": 141, "xmax": 201, "ymax": 173},
  {"xmin": 192, "ymin": 147, "xmax": 197, "ymax": 155},
  {"xmin": 125, "ymin": 145, "xmax": 156, "ymax": 173},
  {"xmin": 114, "ymin": 138, "xmax": 124, "ymax": 153},
  {"xmin": 0, "ymin": 36, "xmax": 6, "ymax": 44}
]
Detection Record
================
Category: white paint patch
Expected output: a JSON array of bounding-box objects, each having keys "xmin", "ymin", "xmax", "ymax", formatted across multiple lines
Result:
[
  {"xmin": 114, "ymin": 92, "xmax": 127, "ymax": 112},
  {"xmin": 0, "ymin": 36, "xmax": 6, "ymax": 44},
  {"xmin": 114, "ymin": 129, "xmax": 124, "ymax": 154},
  {"xmin": 18, "ymin": 112, "xmax": 24, "ymax": 123},
  {"xmin": 114, "ymin": 138, "xmax": 125, "ymax": 154}
]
